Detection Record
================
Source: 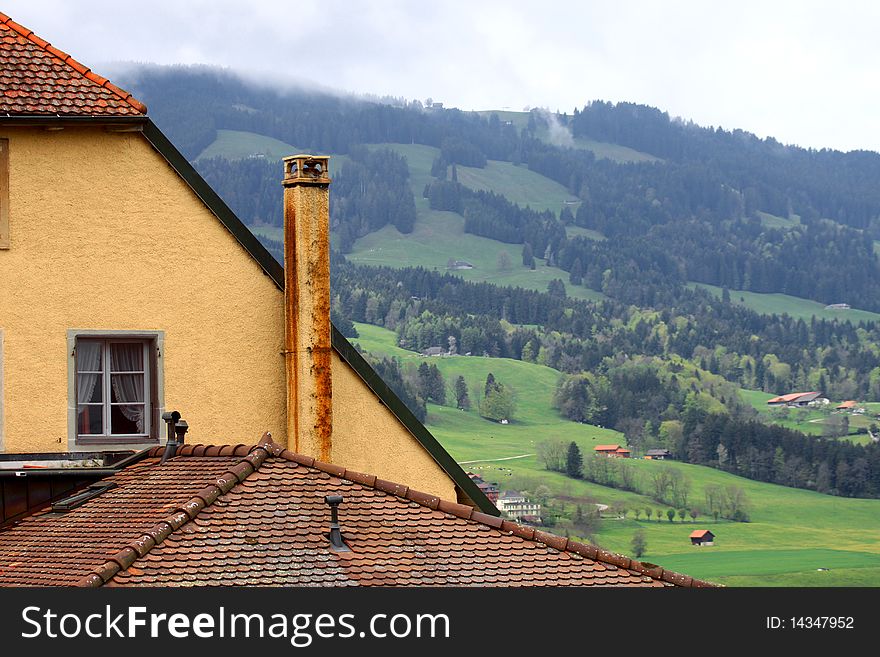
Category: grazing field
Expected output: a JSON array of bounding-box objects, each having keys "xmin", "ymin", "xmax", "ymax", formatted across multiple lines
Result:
[
  {"xmin": 347, "ymin": 209, "xmax": 606, "ymax": 303},
  {"xmin": 194, "ymin": 129, "xmax": 351, "ymax": 170},
  {"xmin": 565, "ymin": 225, "xmax": 605, "ymax": 240},
  {"xmin": 195, "ymin": 129, "xmax": 299, "ymax": 162},
  {"xmin": 355, "ymin": 322, "xmax": 880, "ymax": 586},
  {"xmin": 561, "ymin": 134, "xmax": 662, "ymax": 163},
  {"xmin": 375, "ymin": 143, "xmax": 581, "ymax": 214},
  {"xmin": 691, "ymin": 282, "xmax": 880, "ymax": 324},
  {"xmin": 757, "ymin": 211, "xmax": 801, "ymax": 230}
]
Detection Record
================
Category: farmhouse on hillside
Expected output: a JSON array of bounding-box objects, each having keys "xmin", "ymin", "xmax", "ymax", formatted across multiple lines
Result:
[
  {"xmin": 835, "ymin": 400, "xmax": 864, "ymax": 414},
  {"xmin": 594, "ymin": 444, "xmax": 631, "ymax": 458},
  {"xmin": 690, "ymin": 530, "xmax": 716, "ymax": 546},
  {"xmin": 766, "ymin": 392, "xmax": 825, "ymax": 407},
  {"xmin": 646, "ymin": 449, "xmax": 673, "ymax": 460}
]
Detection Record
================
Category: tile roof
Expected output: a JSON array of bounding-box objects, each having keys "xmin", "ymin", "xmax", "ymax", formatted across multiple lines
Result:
[
  {"xmin": 594, "ymin": 444, "xmax": 621, "ymax": 451},
  {"xmin": 0, "ymin": 13, "xmax": 146, "ymax": 116},
  {"xmin": 690, "ymin": 530, "xmax": 713, "ymax": 539},
  {"xmin": 767, "ymin": 392, "xmax": 821, "ymax": 404},
  {"xmin": 0, "ymin": 436, "xmax": 714, "ymax": 588}
]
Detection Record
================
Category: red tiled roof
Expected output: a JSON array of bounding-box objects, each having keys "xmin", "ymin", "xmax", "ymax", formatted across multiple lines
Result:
[
  {"xmin": 767, "ymin": 392, "xmax": 821, "ymax": 404},
  {"xmin": 0, "ymin": 13, "xmax": 146, "ymax": 116},
  {"xmin": 0, "ymin": 436, "xmax": 713, "ymax": 588},
  {"xmin": 690, "ymin": 530, "xmax": 713, "ymax": 539},
  {"xmin": 594, "ymin": 444, "xmax": 620, "ymax": 451},
  {"xmin": 836, "ymin": 400, "xmax": 858, "ymax": 409}
]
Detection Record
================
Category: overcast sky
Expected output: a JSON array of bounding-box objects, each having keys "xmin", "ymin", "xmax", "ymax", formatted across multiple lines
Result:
[{"xmin": 5, "ymin": 0, "xmax": 878, "ymax": 153}]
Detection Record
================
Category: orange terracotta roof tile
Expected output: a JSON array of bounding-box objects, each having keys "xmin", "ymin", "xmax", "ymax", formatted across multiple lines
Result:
[
  {"xmin": 690, "ymin": 530, "xmax": 713, "ymax": 539},
  {"xmin": 0, "ymin": 438, "xmax": 715, "ymax": 588},
  {"xmin": 594, "ymin": 444, "xmax": 621, "ymax": 451},
  {"xmin": 0, "ymin": 12, "xmax": 146, "ymax": 116}
]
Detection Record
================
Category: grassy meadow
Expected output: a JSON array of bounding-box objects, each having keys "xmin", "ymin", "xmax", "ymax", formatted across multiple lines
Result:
[
  {"xmin": 374, "ymin": 142, "xmax": 581, "ymax": 214},
  {"xmin": 691, "ymin": 282, "xmax": 880, "ymax": 324},
  {"xmin": 347, "ymin": 142, "xmax": 606, "ymax": 302},
  {"xmin": 354, "ymin": 322, "xmax": 880, "ymax": 586},
  {"xmin": 347, "ymin": 210, "xmax": 606, "ymax": 303}
]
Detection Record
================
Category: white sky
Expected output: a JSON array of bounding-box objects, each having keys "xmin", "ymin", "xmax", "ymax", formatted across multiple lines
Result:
[{"xmin": 4, "ymin": 0, "xmax": 879, "ymax": 153}]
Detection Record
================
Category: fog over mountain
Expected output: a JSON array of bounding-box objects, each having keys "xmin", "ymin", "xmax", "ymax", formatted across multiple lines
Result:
[{"xmin": 3, "ymin": 0, "xmax": 880, "ymax": 153}]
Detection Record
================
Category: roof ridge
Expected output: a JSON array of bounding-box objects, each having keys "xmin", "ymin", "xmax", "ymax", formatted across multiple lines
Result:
[
  {"xmin": 76, "ymin": 434, "xmax": 274, "ymax": 587},
  {"xmin": 0, "ymin": 12, "xmax": 147, "ymax": 115}
]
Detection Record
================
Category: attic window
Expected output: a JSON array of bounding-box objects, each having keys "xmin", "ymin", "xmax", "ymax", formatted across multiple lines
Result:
[{"xmin": 0, "ymin": 138, "xmax": 8, "ymax": 249}]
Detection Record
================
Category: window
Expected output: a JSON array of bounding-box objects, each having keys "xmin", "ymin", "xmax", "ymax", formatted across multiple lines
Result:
[{"xmin": 75, "ymin": 338, "xmax": 156, "ymax": 444}]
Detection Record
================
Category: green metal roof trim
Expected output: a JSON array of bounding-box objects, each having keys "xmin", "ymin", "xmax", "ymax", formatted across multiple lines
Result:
[{"xmin": 140, "ymin": 120, "xmax": 497, "ymax": 516}]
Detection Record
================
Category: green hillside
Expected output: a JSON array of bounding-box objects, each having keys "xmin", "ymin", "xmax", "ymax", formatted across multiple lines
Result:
[
  {"xmin": 196, "ymin": 129, "xmax": 301, "ymax": 161},
  {"xmin": 691, "ymin": 282, "xmax": 880, "ymax": 324},
  {"xmin": 347, "ymin": 209, "xmax": 605, "ymax": 303},
  {"xmin": 758, "ymin": 211, "xmax": 801, "ymax": 230},
  {"xmin": 375, "ymin": 143, "xmax": 580, "ymax": 214},
  {"xmin": 354, "ymin": 322, "xmax": 880, "ymax": 586},
  {"xmin": 195, "ymin": 129, "xmax": 351, "ymax": 171},
  {"xmin": 343, "ymin": 142, "xmax": 604, "ymax": 302}
]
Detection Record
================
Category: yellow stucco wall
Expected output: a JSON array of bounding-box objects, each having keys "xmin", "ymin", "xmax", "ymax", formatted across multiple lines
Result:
[
  {"xmin": 0, "ymin": 126, "xmax": 287, "ymax": 452},
  {"xmin": 331, "ymin": 354, "xmax": 456, "ymax": 499},
  {"xmin": 0, "ymin": 125, "xmax": 456, "ymax": 500}
]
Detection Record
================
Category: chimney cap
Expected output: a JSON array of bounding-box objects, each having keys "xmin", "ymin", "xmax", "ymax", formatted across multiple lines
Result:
[{"xmin": 283, "ymin": 154, "xmax": 331, "ymax": 186}]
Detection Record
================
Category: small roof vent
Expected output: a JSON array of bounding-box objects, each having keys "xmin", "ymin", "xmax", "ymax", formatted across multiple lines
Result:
[{"xmin": 324, "ymin": 495, "xmax": 350, "ymax": 552}]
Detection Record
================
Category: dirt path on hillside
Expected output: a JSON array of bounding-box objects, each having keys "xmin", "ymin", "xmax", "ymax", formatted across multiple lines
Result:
[{"xmin": 458, "ymin": 454, "xmax": 535, "ymax": 465}]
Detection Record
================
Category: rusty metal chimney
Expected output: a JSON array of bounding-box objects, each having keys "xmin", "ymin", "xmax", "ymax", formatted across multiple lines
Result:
[{"xmin": 282, "ymin": 155, "xmax": 333, "ymax": 460}]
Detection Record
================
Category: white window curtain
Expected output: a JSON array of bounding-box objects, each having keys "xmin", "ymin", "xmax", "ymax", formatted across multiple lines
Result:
[
  {"xmin": 76, "ymin": 341, "xmax": 102, "ymax": 405},
  {"xmin": 110, "ymin": 343, "xmax": 145, "ymax": 432}
]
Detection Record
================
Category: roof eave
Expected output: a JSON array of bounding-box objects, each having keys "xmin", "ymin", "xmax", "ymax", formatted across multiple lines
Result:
[{"xmin": 0, "ymin": 114, "xmax": 148, "ymax": 127}]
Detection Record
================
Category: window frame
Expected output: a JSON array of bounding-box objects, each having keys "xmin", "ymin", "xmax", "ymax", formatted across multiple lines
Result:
[
  {"xmin": 67, "ymin": 330, "xmax": 165, "ymax": 450},
  {"xmin": 75, "ymin": 338, "xmax": 152, "ymax": 441}
]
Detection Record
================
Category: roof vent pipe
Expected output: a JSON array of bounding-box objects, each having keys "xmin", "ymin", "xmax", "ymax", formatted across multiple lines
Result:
[
  {"xmin": 324, "ymin": 495, "xmax": 350, "ymax": 552},
  {"xmin": 174, "ymin": 419, "xmax": 189, "ymax": 444},
  {"xmin": 160, "ymin": 410, "xmax": 181, "ymax": 465}
]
